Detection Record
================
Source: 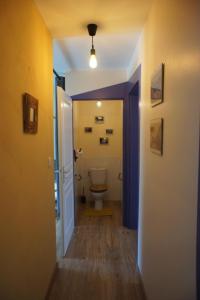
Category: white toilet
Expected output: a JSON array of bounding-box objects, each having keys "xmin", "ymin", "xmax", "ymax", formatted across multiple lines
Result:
[{"xmin": 89, "ymin": 168, "xmax": 107, "ymax": 210}]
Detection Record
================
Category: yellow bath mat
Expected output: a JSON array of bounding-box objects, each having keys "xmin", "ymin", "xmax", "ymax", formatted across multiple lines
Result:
[{"xmin": 84, "ymin": 208, "xmax": 113, "ymax": 217}]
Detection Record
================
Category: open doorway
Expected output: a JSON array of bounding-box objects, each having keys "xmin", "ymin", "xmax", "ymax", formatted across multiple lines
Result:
[
  {"xmin": 71, "ymin": 66, "xmax": 141, "ymax": 232},
  {"xmin": 73, "ymin": 99, "xmax": 123, "ymax": 223}
]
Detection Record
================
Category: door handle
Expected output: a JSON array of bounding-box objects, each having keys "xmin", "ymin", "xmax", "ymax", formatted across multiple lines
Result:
[
  {"xmin": 75, "ymin": 174, "xmax": 82, "ymax": 181},
  {"xmin": 118, "ymin": 173, "xmax": 123, "ymax": 181}
]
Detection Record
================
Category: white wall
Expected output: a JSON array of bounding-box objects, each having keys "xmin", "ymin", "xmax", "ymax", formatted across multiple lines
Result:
[
  {"xmin": 67, "ymin": 69, "xmax": 127, "ymax": 96},
  {"xmin": 129, "ymin": 1, "xmax": 200, "ymax": 300},
  {"xmin": 53, "ymin": 40, "xmax": 71, "ymax": 74}
]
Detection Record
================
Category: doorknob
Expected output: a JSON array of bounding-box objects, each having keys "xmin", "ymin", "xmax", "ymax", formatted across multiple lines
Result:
[
  {"xmin": 118, "ymin": 173, "xmax": 123, "ymax": 181},
  {"xmin": 75, "ymin": 174, "xmax": 82, "ymax": 181}
]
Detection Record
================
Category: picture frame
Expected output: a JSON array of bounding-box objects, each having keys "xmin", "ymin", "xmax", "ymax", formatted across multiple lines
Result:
[
  {"xmin": 95, "ymin": 116, "xmax": 104, "ymax": 124},
  {"xmin": 151, "ymin": 63, "xmax": 164, "ymax": 107},
  {"xmin": 100, "ymin": 137, "xmax": 109, "ymax": 145},
  {"xmin": 84, "ymin": 127, "xmax": 93, "ymax": 133},
  {"xmin": 106, "ymin": 129, "xmax": 113, "ymax": 135},
  {"xmin": 150, "ymin": 118, "xmax": 164, "ymax": 155},
  {"xmin": 23, "ymin": 93, "xmax": 38, "ymax": 134}
]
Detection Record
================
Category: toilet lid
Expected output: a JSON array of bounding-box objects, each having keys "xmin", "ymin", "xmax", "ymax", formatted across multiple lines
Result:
[{"xmin": 90, "ymin": 184, "xmax": 107, "ymax": 193}]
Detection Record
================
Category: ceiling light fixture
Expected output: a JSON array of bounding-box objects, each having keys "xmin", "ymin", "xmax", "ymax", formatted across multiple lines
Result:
[{"xmin": 87, "ymin": 24, "xmax": 98, "ymax": 69}]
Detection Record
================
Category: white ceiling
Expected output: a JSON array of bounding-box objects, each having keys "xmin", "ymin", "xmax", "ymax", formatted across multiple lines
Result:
[
  {"xmin": 35, "ymin": 0, "xmax": 152, "ymax": 71},
  {"xmin": 55, "ymin": 32, "xmax": 140, "ymax": 70}
]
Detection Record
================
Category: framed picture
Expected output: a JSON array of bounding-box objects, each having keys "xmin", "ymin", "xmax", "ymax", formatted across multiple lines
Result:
[
  {"xmin": 150, "ymin": 118, "xmax": 164, "ymax": 155},
  {"xmin": 106, "ymin": 129, "xmax": 113, "ymax": 135},
  {"xmin": 151, "ymin": 63, "xmax": 164, "ymax": 107},
  {"xmin": 84, "ymin": 127, "xmax": 92, "ymax": 133},
  {"xmin": 95, "ymin": 116, "xmax": 104, "ymax": 124},
  {"xmin": 23, "ymin": 93, "xmax": 38, "ymax": 134},
  {"xmin": 100, "ymin": 137, "xmax": 109, "ymax": 145}
]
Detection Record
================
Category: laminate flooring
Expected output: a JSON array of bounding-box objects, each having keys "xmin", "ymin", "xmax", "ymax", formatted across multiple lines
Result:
[{"xmin": 48, "ymin": 201, "xmax": 145, "ymax": 300}]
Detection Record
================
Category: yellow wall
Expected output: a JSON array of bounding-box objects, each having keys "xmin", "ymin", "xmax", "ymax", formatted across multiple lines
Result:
[
  {"xmin": 0, "ymin": 1, "xmax": 56, "ymax": 299},
  {"xmin": 73, "ymin": 100, "xmax": 123, "ymax": 202},
  {"xmin": 129, "ymin": 1, "xmax": 200, "ymax": 299}
]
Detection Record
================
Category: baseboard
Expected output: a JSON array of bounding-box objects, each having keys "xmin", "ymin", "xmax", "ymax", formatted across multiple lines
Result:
[
  {"xmin": 45, "ymin": 262, "xmax": 58, "ymax": 300},
  {"xmin": 137, "ymin": 266, "xmax": 148, "ymax": 300}
]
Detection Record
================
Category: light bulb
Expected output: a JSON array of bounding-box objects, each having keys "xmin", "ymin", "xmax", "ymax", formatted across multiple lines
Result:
[
  {"xmin": 89, "ymin": 47, "xmax": 97, "ymax": 69},
  {"xmin": 96, "ymin": 101, "xmax": 102, "ymax": 107},
  {"xmin": 89, "ymin": 54, "xmax": 97, "ymax": 69}
]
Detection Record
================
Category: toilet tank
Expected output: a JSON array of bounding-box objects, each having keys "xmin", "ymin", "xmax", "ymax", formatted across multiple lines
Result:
[{"xmin": 89, "ymin": 168, "xmax": 107, "ymax": 185}]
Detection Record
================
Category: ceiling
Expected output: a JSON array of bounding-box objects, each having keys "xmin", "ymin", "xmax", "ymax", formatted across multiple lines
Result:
[
  {"xmin": 55, "ymin": 32, "xmax": 140, "ymax": 70},
  {"xmin": 35, "ymin": 0, "xmax": 152, "ymax": 71}
]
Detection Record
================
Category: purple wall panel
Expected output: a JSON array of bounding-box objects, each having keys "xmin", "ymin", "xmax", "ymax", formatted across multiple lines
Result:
[
  {"xmin": 123, "ymin": 66, "xmax": 141, "ymax": 229},
  {"xmin": 72, "ymin": 82, "xmax": 128, "ymax": 100}
]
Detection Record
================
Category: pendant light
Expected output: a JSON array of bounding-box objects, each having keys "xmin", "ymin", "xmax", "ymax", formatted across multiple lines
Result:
[{"xmin": 87, "ymin": 24, "xmax": 98, "ymax": 69}]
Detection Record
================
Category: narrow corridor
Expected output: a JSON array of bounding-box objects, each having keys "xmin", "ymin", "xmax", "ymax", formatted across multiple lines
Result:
[{"xmin": 48, "ymin": 202, "xmax": 145, "ymax": 300}]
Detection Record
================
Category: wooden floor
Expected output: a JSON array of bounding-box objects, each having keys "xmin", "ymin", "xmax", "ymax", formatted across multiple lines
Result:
[{"xmin": 49, "ymin": 201, "xmax": 145, "ymax": 300}]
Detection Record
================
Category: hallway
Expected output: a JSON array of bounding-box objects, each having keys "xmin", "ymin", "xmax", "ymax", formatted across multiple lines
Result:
[
  {"xmin": 1, "ymin": 1, "xmax": 200, "ymax": 299},
  {"xmin": 48, "ymin": 202, "xmax": 145, "ymax": 300}
]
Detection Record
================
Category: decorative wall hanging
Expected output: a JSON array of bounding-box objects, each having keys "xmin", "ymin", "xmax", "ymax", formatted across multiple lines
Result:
[
  {"xmin": 151, "ymin": 63, "xmax": 164, "ymax": 107},
  {"xmin": 100, "ymin": 137, "xmax": 109, "ymax": 145},
  {"xmin": 23, "ymin": 93, "xmax": 38, "ymax": 134},
  {"xmin": 84, "ymin": 127, "xmax": 93, "ymax": 133},
  {"xmin": 106, "ymin": 129, "xmax": 113, "ymax": 135},
  {"xmin": 95, "ymin": 116, "xmax": 104, "ymax": 124},
  {"xmin": 150, "ymin": 118, "xmax": 164, "ymax": 155}
]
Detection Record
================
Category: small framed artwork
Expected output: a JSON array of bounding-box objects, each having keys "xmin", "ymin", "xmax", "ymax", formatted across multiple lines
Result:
[
  {"xmin": 84, "ymin": 127, "xmax": 92, "ymax": 133},
  {"xmin": 95, "ymin": 116, "xmax": 104, "ymax": 124},
  {"xmin": 150, "ymin": 118, "xmax": 164, "ymax": 155},
  {"xmin": 23, "ymin": 93, "xmax": 38, "ymax": 134},
  {"xmin": 106, "ymin": 129, "xmax": 113, "ymax": 135},
  {"xmin": 100, "ymin": 137, "xmax": 109, "ymax": 145},
  {"xmin": 151, "ymin": 63, "xmax": 164, "ymax": 107}
]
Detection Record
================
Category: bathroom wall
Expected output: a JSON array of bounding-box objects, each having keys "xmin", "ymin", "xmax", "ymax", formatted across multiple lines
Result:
[
  {"xmin": 73, "ymin": 100, "xmax": 123, "ymax": 202},
  {"xmin": 0, "ymin": 0, "xmax": 56, "ymax": 299},
  {"xmin": 128, "ymin": 0, "xmax": 200, "ymax": 299}
]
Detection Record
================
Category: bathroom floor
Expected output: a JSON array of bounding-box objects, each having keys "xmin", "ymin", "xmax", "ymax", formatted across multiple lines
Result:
[{"xmin": 48, "ymin": 201, "xmax": 145, "ymax": 300}]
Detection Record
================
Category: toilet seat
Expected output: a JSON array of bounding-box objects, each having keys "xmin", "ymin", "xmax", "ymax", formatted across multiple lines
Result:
[{"xmin": 90, "ymin": 184, "xmax": 107, "ymax": 193}]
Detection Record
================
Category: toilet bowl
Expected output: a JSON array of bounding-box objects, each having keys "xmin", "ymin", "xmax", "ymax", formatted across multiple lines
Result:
[{"xmin": 89, "ymin": 168, "xmax": 107, "ymax": 210}]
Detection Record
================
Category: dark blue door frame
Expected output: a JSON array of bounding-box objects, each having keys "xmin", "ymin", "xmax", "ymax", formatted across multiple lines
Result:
[
  {"xmin": 197, "ymin": 131, "xmax": 200, "ymax": 300},
  {"xmin": 123, "ymin": 80, "xmax": 140, "ymax": 229},
  {"xmin": 71, "ymin": 65, "xmax": 141, "ymax": 229}
]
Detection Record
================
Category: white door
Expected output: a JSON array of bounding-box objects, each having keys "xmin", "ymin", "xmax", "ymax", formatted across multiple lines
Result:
[{"xmin": 57, "ymin": 86, "xmax": 74, "ymax": 256}]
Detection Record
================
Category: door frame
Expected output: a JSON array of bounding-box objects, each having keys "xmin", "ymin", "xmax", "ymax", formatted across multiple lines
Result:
[
  {"xmin": 71, "ymin": 65, "xmax": 141, "ymax": 230},
  {"xmin": 123, "ymin": 80, "xmax": 140, "ymax": 230},
  {"xmin": 197, "ymin": 126, "xmax": 200, "ymax": 299}
]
